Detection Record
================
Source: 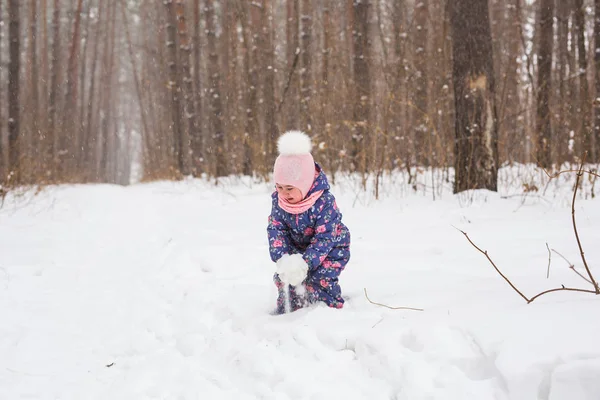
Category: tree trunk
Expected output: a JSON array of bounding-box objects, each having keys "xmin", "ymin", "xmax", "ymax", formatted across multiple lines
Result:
[
  {"xmin": 174, "ymin": 0, "xmax": 193, "ymax": 175},
  {"xmin": 413, "ymin": 0, "xmax": 429, "ymax": 166},
  {"xmin": 574, "ymin": 0, "xmax": 591, "ymax": 158},
  {"xmin": 262, "ymin": 0, "xmax": 277, "ymax": 164},
  {"xmin": 238, "ymin": 0, "xmax": 256, "ymax": 176},
  {"xmin": 61, "ymin": 0, "xmax": 84, "ymax": 177},
  {"xmin": 29, "ymin": 0, "xmax": 40, "ymax": 179},
  {"xmin": 536, "ymin": 0, "xmax": 553, "ymax": 168},
  {"xmin": 286, "ymin": 0, "xmax": 299, "ymax": 130},
  {"xmin": 0, "ymin": 1, "xmax": 4, "ymax": 183},
  {"xmin": 594, "ymin": 0, "xmax": 600, "ymax": 162},
  {"xmin": 393, "ymin": 0, "xmax": 410, "ymax": 170},
  {"xmin": 352, "ymin": 0, "xmax": 371, "ymax": 174},
  {"xmin": 503, "ymin": 0, "xmax": 522, "ymax": 163},
  {"xmin": 450, "ymin": 0, "xmax": 499, "ymax": 193},
  {"xmin": 192, "ymin": 0, "xmax": 203, "ymax": 173},
  {"xmin": 206, "ymin": 0, "xmax": 227, "ymax": 177},
  {"xmin": 300, "ymin": 0, "xmax": 312, "ymax": 131},
  {"xmin": 78, "ymin": 4, "xmax": 92, "ymax": 171},
  {"xmin": 8, "ymin": 0, "xmax": 21, "ymax": 183},
  {"xmin": 84, "ymin": 1, "xmax": 102, "ymax": 176},
  {"xmin": 48, "ymin": 0, "xmax": 61, "ymax": 173},
  {"xmin": 556, "ymin": 0, "xmax": 572, "ymax": 163},
  {"xmin": 99, "ymin": 1, "xmax": 116, "ymax": 182},
  {"xmin": 165, "ymin": 1, "xmax": 183, "ymax": 175}
]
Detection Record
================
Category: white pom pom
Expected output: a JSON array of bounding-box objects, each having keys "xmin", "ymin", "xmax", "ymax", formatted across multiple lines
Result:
[{"xmin": 277, "ymin": 130, "xmax": 313, "ymax": 155}]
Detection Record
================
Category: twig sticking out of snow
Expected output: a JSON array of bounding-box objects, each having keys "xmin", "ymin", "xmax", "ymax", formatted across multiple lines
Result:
[
  {"xmin": 546, "ymin": 242, "xmax": 551, "ymax": 279},
  {"xmin": 363, "ymin": 288, "xmax": 424, "ymax": 312},
  {"xmin": 457, "ymin": 228, "xmax": 598, "ymax": 303},
  {"xmin": 554, "ymin": 245, "xmax": 593, "ymax": 284},
  {"xmin": 457, "ymin": 154, "xmax": 600, "ymax": 303},
  {"xmin": 569, "ymin": 154, "xmax": 599, "ymax": 293}
]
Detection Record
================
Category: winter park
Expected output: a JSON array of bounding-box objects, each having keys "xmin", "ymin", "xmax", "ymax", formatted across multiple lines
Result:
[{"xmin": 1, "ymin": 0, "xmax": 600, "ymax": 399}]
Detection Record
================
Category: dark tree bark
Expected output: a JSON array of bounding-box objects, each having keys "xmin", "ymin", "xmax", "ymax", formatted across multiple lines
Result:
[
  {"xmin": 285, "ymin": 0, "xmax": 299, "ymax": 130},
  {"xmin": 48, "ymin": 0, "xmax": 61, "ymax": 171},
  {"xmin": 61, "ymin": 0, "xmax": 84, "ymax": 175},
  {"xmin": 450, "ymin": 0, "xmax": 499, "ymax": 193},
  {"xmin": 262, "ymin": 0, "xmax": 277, "ymax": 164},
  {"xmin": 556, "ymin": 0, "xmax": 572, "ymax": 163},
  {"xmin": 205, "ymin": 0, "xmax": 227, "ymax": 177},
  {"xmin": 352, "ymin": 0, "xmax": 371, "ymax": 174},
  {"xmin": 536, "ymin": 0, "xmax": 553, "ymax": 168},
  {"xmin": 8, "ymin": 0, "xmax": 21, "ymax": 182},
  {"xmin": 503, "ymin": 0, "xmax": 522, "ymax": 162},
  {"xmin": 29, "ymin": 0, "xmax": 40, "ymax": 176},
  {"xmin": 300, "ymin": 0, "xmax": 312, "ymax": 131},
  {"xmin": 0, "ymin": 1, "xmax": 3, "ymax": 183},
  {"xmin": 165, "ymin": 1, "xmax": 184, "ymax": 174},
  {"xmin": 84, "ymin": 1, "xmax": 103, "ymax": 175},
  {"xmin": 174, "ymin": 0, "xmax": 193, "ymax": 175},
  {"xmin": 574, "ymin": 0, "xmax": 591, "ymax": 157},
  {"xmin": 594, "ymin": 0, "xmax": 600, "ymax": 162},
  {"xmin": 413, "ymin": 0, "xmax": 429, "ymax": 166},
  {"xmin": 236, "ymin": 0, "xmax": 255, "ymax": 176},
  {"xmin": 193, "ymin": 0, "xmax": 203, "ymax": 171}
]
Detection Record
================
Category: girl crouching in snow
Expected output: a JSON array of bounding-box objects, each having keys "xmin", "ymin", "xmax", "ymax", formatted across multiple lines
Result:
[{"xmin": 267, "ymin": 130, "xmax": 351, "ymax": 314}]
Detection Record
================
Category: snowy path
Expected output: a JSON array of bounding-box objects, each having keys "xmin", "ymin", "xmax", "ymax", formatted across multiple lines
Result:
[{"xmin": 1, "ymin": 179, "xmax": 599, "ymax": 399}]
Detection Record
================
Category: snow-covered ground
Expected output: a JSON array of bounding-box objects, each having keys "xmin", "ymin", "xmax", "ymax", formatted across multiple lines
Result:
[{"xmin": 1, "ymin": 167, "xmax": 599, "ymax": 399}]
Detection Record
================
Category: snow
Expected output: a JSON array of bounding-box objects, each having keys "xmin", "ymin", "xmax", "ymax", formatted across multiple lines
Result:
[{"xmin": 1, "ymin": 167, "xmax": 599, "ymax": 400}]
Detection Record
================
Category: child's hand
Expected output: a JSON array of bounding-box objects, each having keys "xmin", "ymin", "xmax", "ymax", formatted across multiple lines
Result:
[{"xmin": 276, "ymin": 254, "xmax": 308, "ymax": 286}]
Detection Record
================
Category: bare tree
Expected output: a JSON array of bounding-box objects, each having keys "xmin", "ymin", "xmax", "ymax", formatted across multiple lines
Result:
[
  {"xmin": 0, "ymin": 0, "xmax": 4, "ymax": 183},
  {"xmin": 413, "ymin": 0, "xmax": 429, "ymax": 166},
  {"xmin": 28, "ymin": 0, "xmax": 40, "ymax": 179},
  {"xmin": 192, "ymin": 0, "xmax": 203, "ymax": 172},
  {"xmin": 574, "ymin": 0, "xmax": 591, "ymax": 157},
  {"xmin": 595, "ymin": 0, "xmax": 600, "ymax": 162},
  {"xmin": 205, "ymin": 0, "xmax": 226, "ymax": 177},
  {"xmin": 164, "ymin": 1, "xmax": 184, "ymax": 175},
  {"xmin": 174, "ymin": 0, "xmax": 194, "ymax": 175},
  {"xmin": 285, "ymin": 0, "xmax": 300, "ymax": 130},
  {"xmin": 450, "ymin": 0, "xmax": 499, "ymax": 193},
  {"xmin": 352, "ymin": 0, "xmax": 371, "ymax": 175},
  {"xmin": 237, "ymin": 0, "xmax": 256, "ymax": 176},
  {"xmin": 556, "ymin": 0, "xmax": 573, "ymax": 164},
  {"xmin": 8, "ymin": 0, "xmax": 21, "ymax": 183},
  {"xmin": 61, "ymin": 0, "xmax": 84, "ymax": 176},
  {"xmin": 48, "ymin": 0, "xmax": 61, "ymax": 173},
  {"xmin": 299, "ymin": 0, "xmax": 312, "ymax": 132},
  {"xmin": 262, "ymin": 0, "xmax": 277, "ymax": 164},
  {"xmin": 536, "ymin": 0, "xmax": 553, "ymax": 168}
]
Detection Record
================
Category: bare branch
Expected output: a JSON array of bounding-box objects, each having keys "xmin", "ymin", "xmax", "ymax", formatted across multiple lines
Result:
[
  {"xmin": 527, "ymin": 287, "xmax": 597, "ymax": 303},
  {"xmin": 457, "ymin": 227, "xmax": 599, "ymax": 304},
  {"xmin": 363, "ymin": 288, "xmax": 424, "ymax": 312},
  {"xmin": 454, "ymin": 226, "xmax": 530, "ymax": 302},
  {"xmin": 551, "ymin": 248, "xmax": 594, "ymax": 285},
  {"xmin": 276, "ymin": 48, "xmax": 300, "ymax": 113},
  {"xmin": 551, "ymin": 248, "xmax": 574, "ymax": 267},
  {"xmin": 569, "ymin": 266, "xmax": 594, "ymax": 285},
  {"xmin": 546, "ymin": 242, "xmax": 551, "ymax": 279},
  {"xmin": 571, "ymin": 153, "xmax": 600, "ymax": 293}
]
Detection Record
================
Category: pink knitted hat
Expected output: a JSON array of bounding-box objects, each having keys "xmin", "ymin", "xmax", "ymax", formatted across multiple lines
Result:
[{"xmin": 273, "ymin": 131, "xmax": 315, "ymax": 198}]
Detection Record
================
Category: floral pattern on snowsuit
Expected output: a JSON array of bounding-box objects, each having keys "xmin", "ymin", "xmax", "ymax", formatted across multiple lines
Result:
[{"xmin": 268, "ymin": 163, "xmax": 351, "ymax": 313}]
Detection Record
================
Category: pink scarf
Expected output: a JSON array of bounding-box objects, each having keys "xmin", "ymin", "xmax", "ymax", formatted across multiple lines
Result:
[{"xmin": 278, "ymin": 190, "xmax": 324, "ymax": 214}]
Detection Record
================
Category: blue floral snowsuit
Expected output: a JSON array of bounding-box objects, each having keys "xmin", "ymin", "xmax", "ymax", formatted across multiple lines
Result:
[{"xmin": 267, "ymin": 163, "xmax": 351, "ymax": 313}]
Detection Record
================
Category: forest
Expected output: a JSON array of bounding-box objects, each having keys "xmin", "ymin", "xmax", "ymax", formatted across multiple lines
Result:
[{"xmin": 0, "ymin": 0, "xmax": 597, "ymax": 192}]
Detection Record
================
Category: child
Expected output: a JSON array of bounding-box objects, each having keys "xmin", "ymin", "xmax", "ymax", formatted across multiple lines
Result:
[{"xmin": 267, "ymin": 130, "xmax": 351, "ymax": 314}]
